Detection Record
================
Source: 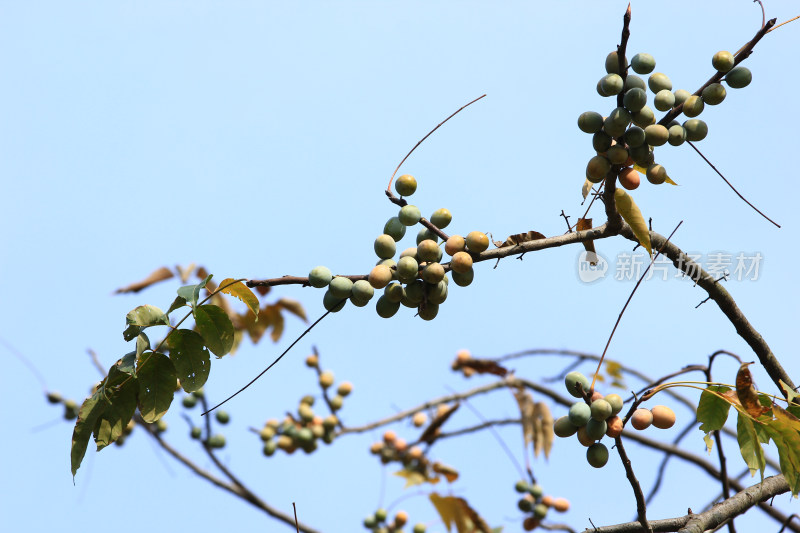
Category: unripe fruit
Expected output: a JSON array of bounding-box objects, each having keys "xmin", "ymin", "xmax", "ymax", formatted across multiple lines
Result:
[
  {"xmin": 578, "ymin": 111, "xmax": 604, "ymax": 134},
  {"xmin": 182, "ymin": 395, "xmax": 198, "ymax": 408},
  {"xmin": 395, "ymin": 175, "xmax": 417, "ymax": 196},
  {"xmin": 630, "ymin": 144, "xmax": 654, "ymax": 167},
  {"xmin": 337, "ymin": 382, "xmax": 353, "ymax": 397},
  {"xmin": 606, "ymin": 145, "xmax": 629, "ymax": 165},
  {"xmin": 417, "ymin": 239, "xmax": 440, "ymax": 262},
  {"xmin": 445, "ymin": 235, "xmax": 466, "ymax": 256},
  {"xmin": 533, "ymin": 503, "xmax": 548, "ymax": 519},
  {"xmin": 298, "ymin": 403, "xmax": 315, "ymax": 422},
  {"xmin": 565, "ymin": 371, "xmax": 591, "ymax": 398},
  {"xmin": 413, "ymin": 523, "xmax": 427, "ymax": 533},
  {"xmin": 305, "ymin": 354, "xmax": 319, "ymax": 368},
  {"xmin": 554, "ymin": 415, "xmax": 578, "ymax": 438},
  {"xmin": 369, "ymin": 265, "xmax": 393, "ymax": 289},
  {"xmin": 683, "ymin": 119, "xmax": 708, "ymax": 141},
  {"xmin": 375, "ymin": 508, "xmax": 389, "ymax": 522},
  {"xmin": 322, "ymin": 289, "xmax": 347, "ymax": 312},
  {"xmin": 606, "ymin": 415, "xmax": 623, "ymax": 438},
  {"xmin": 215, "ymin": 410, "xmax": 230, "ymax": 424},
  {"xmin": 586, "ymin": 418, "xmax": 607, "ymax": 440},
  {"xmin": 329, "ymin": 276, "xmax": 353, "ymax": 298},
  {"xmin": 452, "ymin": 268, "xmax": 474, "ymax": 287},
  {"xmin": 605, "ymin": 51, "xmax": 627, "ymax": 74},
  {"xmin": 191, "ymin": 426, "xmax": 202, "ymax": 439},
  {"xmin": 296, "ymin": 427, "xmax": 314, "ymax": 444},
  {"xmin": 725, "ymin": 66, "xmax": 752, "ymax": 88},
  {"xmin": 592, "ymin": 131, "xmax": 612, "ymax": 153},
  {"xmin": 465, "ymin": 231, "xmax": 489, "ymax": 253},
  {"xmin": 553, "ymin": 498, "xmax": 570, "ymax": 512},
  {"xmin": 514, "ymin": 480, "xmax": 529, "ymax": 493},
  {"xmin": 418, "ymin": 301, "xmax": 439, "ymax": 321},
  {"xmin": 416, "ymin": 228, "xmax": 439, "ymax": 245},
  {"xmin": 319, "ymin": 370, "xmax": 335, "ymax": 388},
  {"xmin": 605, "ymin": 394, "xmax": 624, "ymax": 415},
  {"xmin": 624, "ymin": 75, "xmax": 646, "ymax": 92},
  {"xmin": 351, "ymin": 279, "xmax": 374, "ymax": 303},
  {"xmin": 330, "ymin": 395, "xmax": 344, "ymax": 410},
  {"xmin": 403, "ymin": 281, "xmax": 425, "ymax": 304},
  {"xmin": 375, "ymin": 294, "xmax": 401, "ymax": 318},
  {"xmin": 712, "ymin": 50, "xmax": 735, "ymax": 72},
  {"xmin": 624, "ymin": 126, "xmax": 646, "ymax": 148},
  {"xmin": 600, "ymin": 73, "xmax": 624, "ymax": 96},
  {"xmin": 618, "ymin": 167, "xmax": 640, "ymax": 191},
  {"xmin": 631, "ymin": 53, "xmax": 656, "ymax": 74},
  {"xmin": 207, "ymin": 434, "xmax": 226, "ymax": 449},
  {"xmin": 623, "ymin": 87, "xmax": 647, "ymax": 113},
  {"xmin": 450, "ymin": 251, "xmax": 474, "ymax": 273},
  {"xmin": 430, "ymin": 208, "xmax": 452, "ymax": 229},
  {"xmin": 607, "ymin": 106, "xmax": 632, "ymax": 128},
  {"xmin": 413, "ymin": 412, "xmax": 428, "ymax": 427},
  {"xmin": 577, "ymin": 426, "xmax": 596, "ymax": 447},
  {"xmin": 590, "ymin": 399, "xmax": 613, "ymax": 421},
  {"xmin": 651, "ymin": 405, "xmax": 676, "ymax": 429},
  {"xmin": 586, "ymin": 155, "xmax": 610, "ymax": 183},
  {"xmin": 384, "ymin": 217, "xmax": 406, "ymax": 241},
  {"xmin": 648, "ymin": 72, "xmax": 672, "ymax": 93},
  {"xmin": 398, "ymin": 205, "xmax": 422, "ymax": 226},
  {"xmin": 701, "ymin": 83, "xmax": 726, "ymax": 105},
  {"xmin": 646, "ymin": 164, "xmax": 667, "ymax": 185},
  {"xmin": 653, "ymin": 89, "xmax": 675, "ymax": 111},
  {"xmin": 383, "ymin": 282, "xmax": 404, "ymax": 303},
  {"xmin": 421, "ymin": 262, "xmax": 445, "ymax": 284},
  {"xmin": 393, "ymin": 257, "xmax": 417, "ymax": 281},
  {"xmin": 518, "ymin": 497, "xmax": 534, "ymax": 512},
  {"xmin": 426, "ymin": 281, "xmax": 448, "ymax": 304},
  {"xmin": 363, "ymin": 515, "xmax": 378, "ymax": 529},
  {"xmin": 631, "ymin": 106, "xmax": 655, "ymax": 128},
  {"xmin": 308, "ymin": 266, "xmax": 333, "ymax": 288},
  {"xmin": 568, "ymin": 402, "xmax": 591, "ymax": 427},
  {"xmin": 668, "ymin": 124, "xmax": 687, "ymax": 146},
  {"xmin": 277, "ymin": 435, "xmax": 294, "ymax": 450},
  {"xmin": 374, "ymin": 234, "xmax": 397, "ymax": 259},
  {"xmin": 682, "ymin": 95, "xmax": 704, "ymax": 118},
  {"xmin": 631, "ymin": 408, "xmax": 654, "ymax": 430},
  {"xmin": 587, "ymin": 442, "xmax": 609, "ymax": 468},
  {"xmin": 260, "ymin": 425, "xmax": 276, "ymax": 441},
  {"xmin": 644, "ymin": 124, "xmax": 669, "ymax": 146}
]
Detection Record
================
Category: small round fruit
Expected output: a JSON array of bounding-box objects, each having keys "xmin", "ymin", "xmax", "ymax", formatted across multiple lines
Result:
[
  {"xmin": 465, "ymin": 231, "xmax": 489, "ymax": 253},
  {"xmin": 651, "ymin": 405, "xmax": 676, "ymax": 429},
  {"xmin": 450, "ymin": 251, "xmax": 473, "ymax": 273},
  {"xmin": 191, "ymin": 426, "xmax": 202, "ymax": 440},
  {"xmin": 394, "ymin": 510, "xmax": 409, "ymax": 527},
  {"xmin": 607, "ymin": 106, "xmax": 631, "ymax": 129},
  {"xmin": 568, "ymin": 402, "xmax": 591, "ymax": 427},
  {"xmin": 631, "ymin": 106, "xmax": 655, "ymax": 128},
  {"xmin": 426, "ymin": 280, "xmax": 448, "ymax": 304},
  {"xmin": 263, "ymin": 439, "xmax": 277, "ymax": 456},
  {"xmin": 215, "ymin": 410, "xmax": 230, "ymax": 424},
  {"xmin": 421, "ymin": 262, "xmax": 445, "ymax": 284},
  {"xmin": 394, "ymin": 256, "xmax": 418, "ymax": 281},
  {"xmin": 586, "ymin": 418, "xmax": 607, "ymax": 440},
  {"xmin": 398, "ymin": 205, "xmax": 422, "ymax": 226},
  {"xmin": 592, "ymin": 131, "xmax": 612, "ymax": 153},
  {"xmin": 412, "ymin": 412, "xmax": 428, "ymax": 427},
  {"xmin": 395, "ymin": 174, "xmax": 417, "ymax": 196},
  {"xmin": 629, "ymin": 144, "xmax": 654, "ymax": 167},
  {"xmin": 416, "ymin": 227, "xmax": 438, "ymax": 245},
  {"xmin": 452, "ymin": 267, "xmax": 474, "ymax": 287},
  {"xmin": 445, "ymin": 235, "xmax": 466, "ymax": 256},
  {"xmin": 653, "ymin": 89, "xmax": 675, "ymax": 111},
  {"xmin": 682, "ymin": 95, "xmax": 704, "ymax": 118},
  {"xmin": 712, "ymin": 50, "xmax": 735, "ymax": 72},
  {"xmin": 413, "ymin": 523, "xmax": 427, "ymax": 533},
  {"xmin": 631, "ymin": 53, "xmax": 656, "ymax": 74},
  {"xmin": 648, "ymin": 72, "xmax": 672, "ymax": 93},
  {"xmin": 518, "ymin": 497, "xmax": 534, "ymax": 512},
  {"xmin": 668, "ymin": 124, "xmax": 687, "ymax": 146},
  {"xmin": 606, "ymin": 145, "xmax": 629, "ymax": 165},
  {"xmin": 330, "ymin": 395, "xmax": 344, "ymax": 410},
  {"xmin": 351, "ymin": 279, "xmax": 374, "ymax": 303},
  {"xmin": 644, "ymin": 124, "xmax": 669, "ymax": 146},
  {"xmin": 514, "ymin": 480, "xmax": 529, "ymax": 493},
  {"xmin": 605, "ymin": 394, "xmax": 624, "ymax": 415},
  {"xmin": 578, "ymin": 111, "xmax": 604, "ymax": 133},
  {"xmin": 374, "ymin": 234, "xmax": 397, "ymax": 259},
  {"xmin": 587, "ymin": 442, "xmax": 609, "ymax": 468},
  {"xmin": 624, "ymin": 126, "xmax": 646, "ymax": 148},
  {"xmin": 308, "ymin": 266, "xmax": 333, "ymax": 288},
  {"xmin": 322, "ymin": 289, "xmax": 347, "ymax": 312},
  {"xmin": 600, "ymin": 74, "xmax": 624, "ymax": 96},
  {"xmin": 606, "ymin": 415, "xmax": 623, "ymax": 438},
  {"xmin": 565, "ymin": 371, "xmax": 591, "ymax": 398},
  {"xmin": 369, "ymin": 265, "xmax": 393, "ymax": 289},
  {"xmin": 260, "ymin": 425, "xmax": 276, "ymax": 441},
  {"xmin": 533, "ymin": 503, "xmax": 548, "ymax": 519},
  {"xmin": 684, "ymin": 119, "xmax": 709, "ymax": 141},
  {"xmin": 646, "ymin": 164, "xmax": 668, "ymax": 185},
  {"xmin": 625, "ymin": 74, "xmax": 646, "ymax": 91},
  {"xmin": 586, "ymin": 155, "xmax": 610, "ymax": 183},
  {"xmin": 418, "ymin": 301, "xmax": 439, "ymax": 321},
  {"xmin": 576, "ymin": 426, "xmax": 595, "ymax": 447},
  {"xmin": 182, "ymin": 395, "xmax": 198, "ymax": 408},
  {"xmin": 403, "ymin": 280, "xmax": 425, "ymax": 304},
  {"xmin": 630, "ymin": 408, "xmax": 654, "ymax": 430},
  {"xmin": 623, "ymin": 87, "xmax": 647, "ymax": 113},
  {"xmin": 528, "ymin": 483, "xmax": 543, "ymax": 498},
  {"xmin": 605, "ymin": 51, "xmax": 626, "ymax": 74},
  {"xmin": 384, "ymin": 217, "xmax": 406, "ymax": 241},
  {"xmin": 364, "ymin": 515, "xmax": 378, "ymax": 529},
  {"xmin": 207, "ymin": 434, "xmax": 226, "ymax": 449},
  {"xmin": 375, "ymin": 295, "xmax": 401, "ymax": 318},
  {"xmin": 417, "ymin": 239, "xmax": 440, "ymax": 262},
  {"xmin": 590, "ymin": 399, "xmax": 613, "ymax": 421},
  {"xmin": 318, "ymin": 370, "xmax": 335, "ymax": 389},
  {"xmin": 305, "ymin": 354, "xmax": 319, "ymax": 368},
  {"xmin": 384, "ymin": 282, "xmax": 405, "ymax": 303},
  {"xmin": 523, "ymin": 517, "xmax": 540, "ymax": 531},
  {"xmin": 618, "ymin": 167, "xmax": 640, "ymax": 191},
  {"xmin": 328, "ymin": 276, "xmax": 353, "ymax": 298},
  {"xmin": 701, "ymin": 83, "xmax": 726, "ymax": 105},
  {"xmin": 554, "ymin": 415, "xmax": 578, "ymax": 438},
  {"xmin": 337, "ymin": 382, "xmax": 353, "ymax": 397},
  {"xmin": 553, "ymin": 498, "xmax": 570, "ymax": 512},
  {"xmin": 430, "ymin": 208, "xmax": 452, "ymax": 229},
  {"xmin": 725, "ymin": 66, "xmax": 752, "ymax": 88}
]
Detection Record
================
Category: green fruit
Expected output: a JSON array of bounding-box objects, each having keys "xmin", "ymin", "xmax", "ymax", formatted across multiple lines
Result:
[
  {"xmin": 398, "ymin": 205, "xmax": 422, "ymax": 226},
  {"xmin": 518, "ymin": 497, "xmax": 534, "ymax": 513},
  {"xmin": 590, "ymin": 399, "xmax": 612, "ymax": 421},
  {"xmin": 565, "ymin": 371, "xmax": 591, "ymax": 397},
  {"xmin": 413, "ymin": 523, "xmax": 427, "ymax": 533},
  {"xmin": 329, "ymin": 276, "xmax": 354, "ymax": 298},
  {"xmin": 418, "ymin": 302, "xmax": 439, "ymax": 321},
  {"xmin": 401, "ymin": 280, "xmax": 424, "ymax": 303},
  {"xmin": 684, "ymin": 119, "xmax": 708, "ymax": 141},
  {"xmin": 533, "ymin": 503, "xmax": 549, "ymax": 519},
  {"xmin": 260, "ymin": 426, "xmax": 276, "ymax": 441},
  {"xmin": 207, "ymin": 434, "xmax": 226, "ymax": 449},
  {"xmin": 364, "ymin": 515, "xmax": 379, "ymax": 529},
  {"xmin": 606, "ymin": 145, "xmax": 629, "ymax": 165},
  {"xmin": 430, "ymin": 208, "xmax": 452, "ymax": 229},
  {"xmin": 648, "ymin": 72, "xmax": 672, "ymax": 93},
  {"xmin": 308, "ymin": 266, "xmax": 333, "ymax": 288},
  {"xmin": 395, "ymin": 175, "xmax": 417, "ymax": 196},
  {"xmin": 712, "ymin": 50, "xmax": 735, "ymax": 73},
  {"xmin": 394, "ymin": 256, "xmax": 417, "ymax": 281},
  {"xmin": 554, "ymin": 415, "xmax": 578, "ymax": 438},
  {"xmin": 592, "ymin": 131, "xmax": 613, "ymax": 153},
  {"xmin": 64, "ymin": 400, "xmax": 79, "ymax": 420},
  {"xmin": 452, "ymin": 268, "xmax": 474, "ymax": 287},
  {"xmin": 384, "ymin": 217, "xmax": 406, "ymax": 242},
  {"xmin": 646, "ymin": 163, "xmax": 668, "ymax": 185},
  {"xmin": 323, "ymin": 415, "xmax": 338, "ymax": 429},
  {"xmin": 352, "ymin": 279, "xmax": 374, "ymax": 303},
  {"xmin": 416, "ymin": 228, "xmax": 439, "ymax": 245},
  {"xmin": 376, "ymin": 295, "xmax": 401, "ymax": 318},
  {"xmin": 603, "ymin": 116, "xmax": 627, "ymax": 138},
  {"xmin": 300, "ymin": 394, "xmax": 315, "ymax": 406},
  {"xmin": 263, "ymin": 439, "xmax": 277, "ymax": 456},
  {"xmin": 384, "ymin": 282, "xmax": 405, "ymax": 303},
  {"xmin": 701, "ymin": 82, "xmax": 726, "ymax": 105},
  {"xmin": 568, "ymin": 402, "xmax": 591, "ymax": 427},
  {"xmin": 191, "ymin": 426, "xmax": 202, "ymax": 439},
  {"xmin": 682, "ymin": 95, "xmax": 704, "ymax": 118},
  {"xmin": 644, "ymin": 124, "xmax": 669, "ymax": 146},
  {"xmin": 653, "ymin": 89, "xmax": 675, "ymax": 111},
  {"xmin": 600, "ymin": 73, "xmax": 624, "ymax": 96},
  {"xmin": 596, "ymin": 80, "xmax": 609, "ymax": 97},
  {"xmin": 297, "ymin": 427, "xmax": 314, "ymax": 444},
  {"xmin": 623, "ymin": 88, "xmax": 647, "ymax": 113},
  {"xmin": 426, "ymin": 281, "xmax": 448, "ymax": 305},
  {"xmin": 46, "ymin": 391, "xmax": 63, "ymax": 404},
  {"xmin": 605, "ymin": 51, "xmax": 627, "ymax": 74},
  {"xmin": 605, "ymin": 393, "xmax": 624, "ymax": 415},
  {"xmin": 673, "ymin": 89, "xmax": 691, "ymax": 106},
  {"xmin": 298, "ymin": 404, "xmax": 314, "ymax": 422},
  {"xmin": 528, "ymin": 483, "xmax": 543, "ymax": 498},
  {"xmin": 624, "ymin": 74, "xmax": 646, "ymax": 91},
  {"xmin": 215, "ymin": 410, "xmax": 230, "ymax": 424},
  {"xmin": 514, "ymin": 480, "xmax": 529, "ymax": 493},
  {"xmin": 182, "ymin": 395, "xmax": 198, "ymax": 408},
  {"xmin": 631, "ymin": 53, "xmax": 656, "ymax": 74},
  {"xmin": 629, "ymin": 144, "xmax": 654, "ymax": 167},
  {"xmin": 577, "ymin": 111, "xmax": 604, "ymax": 133},
  {"xmin": 586, "ymin": 155, "xmax": 610, "ymax": 183},
  {"xmin": 586, "ymin": 418, "xmax": 607, "ymax": 440},
  {"xmin": 624, "ymin": 126, "xmax": 646, "ymax": 148},
  {"xmin": 631, "ymin": 106, "xmax": 655, "ymax": 128},
  {"xmin": 587, "ymin": 442, "xmax": 609, "ymax": 468},
  {"xmin": 375, "ymin": 508, "xmax": 388, "ymax": 522},
  {"xmin": 323, "ymin": 289, "xmax": 347, "ymax": 312},
  {"xmin": 421, "ymin": 262, "xmax": 445, "ymax": 284},
  {"xmin": 465, "ymin": 231, "xmax": 489, "ymax": 253},
  {"xmin": 417, "ymin": 239, "xmax": 440, "ymax": 262},
  {"xmin": 668, "ymin": 125, "xmax": 687, "ymax": 146},
  {"xmin": 607, "ymin": 106, "xmax": 632, "ymax": 129},
  {"xmin": 374, "ymin": 234, "xmax": 397, "ymax": 259}
]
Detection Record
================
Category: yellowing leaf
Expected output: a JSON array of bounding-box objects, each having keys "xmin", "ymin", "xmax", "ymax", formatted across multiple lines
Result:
[
  {"xmin": 614, "ymin": 188, "xmax": 651, "ymax": 256},
  {"xmin": 394, "ymin": 468, "xmax": 437, "ymax": 488},
  {"xmin": 633, "ymin": 164, "xmax": 647, "ymax": 174},
  {"xmin": 736, "ymin": 363, "xmax": 770, "ymax": 419},
  {"xmin": 219, "ymin": 278, "xmax": 259, "ymax": 318},
  {"xmin": 277, "ymin": 297, "xmax": 308, "ymax": 322},
  {"xmin": 534, "ymin": 402, "xmax": 554, "ymax": 460},
  {"xmin": 665, "ymin": 176, "xmax": 679, "ymax": 185},
  {"xmin": 115, "ymin": 267, "xmax": 174, "ymax": 294},
  {"xmin": 432, "ymin": 462, "xmax": 460, "ymax": 483},
  {"xmin": 429, "ymin": 493, "xmax": 492, "ymax": 533},
  {"xmin": 581, "ymin": 179, "xmax": 593, "ymax": 199},
  {"xmin": 513, "ymin": 388, "xmax": 535, "ymax": 449}
]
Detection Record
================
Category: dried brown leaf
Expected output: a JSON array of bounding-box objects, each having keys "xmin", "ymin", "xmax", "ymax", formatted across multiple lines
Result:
[
  {"xmin": 534, "ymin": 401, "xmax": 554, "ymax": 460},
  {"xmin": 497, "ymin": 230, "xmax": 546, "ymax": 248},
  {"xmin": 176, "ymin": 263, "xmax": 196, "ymax": 283},
  {"xmin": 454, "ymin": 358, "xmax": 508, "ymax": 377},
  {"xmin": 277, "ymin": 297, "xmax": 308, "ymax": 322},
  {"xmin": 429, "ymin": 493, "xmax": 492, "ymax": 533},
  {"xmin": 115, "ymin": 267, "xmax": 174, "ymax": 294},
  {"xmin": 420, "ymin": 403, "xmax": 459, "ymax": 444},
  {"xmin": 513, "ymin": 387, "xmax": 535, "ymax": 449},
  {"xmin": 736, "ymin": 363, "xmax": 770, "ymax": 418},
  {"xmin": 432, "ymin": 462, "xmax": 459, "ymax": 483},
  {"xmin": 576, "ymin": 218, "xmax": 597, "ymax": 263}
]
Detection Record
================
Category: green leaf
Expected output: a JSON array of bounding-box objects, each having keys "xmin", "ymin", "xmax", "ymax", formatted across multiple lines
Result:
[
  {"xmin": 167, "ymin": 296, "xmax": 188, "ymax": 316},
  {"xmin": 135, "ymin": 331, "xmax": 150, "ymax": 359},
  {"xmin": 614, "ymin": 188, "xmax": 651, "ymax": 256},
  {"xmin": 219, "ymin": 278, "xmax": 259, "ymax": 318},
  {"xmin": 762, "ymin": 408, "xmax": 800, "ymax": 496},
  {"xmin": 113, "ymin": 351, "xmax": 136, "ymax": 376},
  {"xmin": 71, "ymin": 392, "xmax": 107, "ymax": 477},
  {"xmin": 194, "ymin": 304, "xmax": 234, "ymax": 357},
  {"xmin": 736, "ymin": 412, "xmax": 766, "ymax": 479},
  {"xmin": 123, "ymin": 324, "xmax": 141, "ymax": 342},
  {"xmin": 136, "ymin": 351, "xmax": 177, "ymax": 423},
  {"xmin": 125, "ymin": 304, "xmax": 169, "ymax": 327},
  {"xmin": 697, "ymin": 385, "xmax": 732, "ymax": 434},
  {"xmin": 93, "ymin": 378, "xmax": 138, "ymax": 451},
  {"xmin": 167, "ymin": 329, "xmax": 211, "ymax": 393},
  {"xmin": 177, "ymin": 274, "xmax": 213, "ymax": 308}
]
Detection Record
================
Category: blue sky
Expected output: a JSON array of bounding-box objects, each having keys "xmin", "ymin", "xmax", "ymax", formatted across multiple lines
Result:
[{"xmin": 2, "ymin": 2, "xmax": 799, "ymax": 532}]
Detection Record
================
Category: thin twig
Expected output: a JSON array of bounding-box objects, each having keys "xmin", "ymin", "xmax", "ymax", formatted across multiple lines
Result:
[
  {"xmin": 615, "ymin": 436, "xmax": 653, "ymax": 533},
  {"xmin": 769, "ymin": 15, "xmax": 800, "ymax": 32}
]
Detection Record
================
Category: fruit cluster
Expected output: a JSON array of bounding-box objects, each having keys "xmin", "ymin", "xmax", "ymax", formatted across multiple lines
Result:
[
  {"xmin": 308, "ymin": 175, "xmax": 488, "ymax": 320},
  {"xmin": 362, "ymin": 508, "xmax": 425, "ymax": 533},
  {"xmin": 182, "ymin": 389, "xmax": 229, "ymax": 447},
  {"xmin": 581, "ymin": 50, "xmax": 752, "ymax": 189},
  {"xmin": 514, "ymin": 480, "xmax": 570, "ymax": 531},
  {"xmin": 369, "ymin": 430, "xmax": 425, "ymax": 468},
  {"xmin": 554, "ymin": 371, "xmax": 676, "ymax": 468}
]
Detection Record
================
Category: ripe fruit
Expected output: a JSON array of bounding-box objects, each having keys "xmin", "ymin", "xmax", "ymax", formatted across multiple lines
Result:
[
  {"xmin": 606, "ymin": 415, "xmax": 623, "ymax": 438},
  {"xmin": 701, "ymin": 83, "xmax": 726, "ymax": 105},
  {"xmin": 631, "ymin": 53, "xmax": 656, "ymax": 74},
  {"xmin": 369, "ymin": 265, "xmax": 393, "ymax": 289},
  {"xmin": 725, "ymin": 66, "xmax": 752, "ymax": 88},
  {"xmin": 445, "ymin": 235, "xmax": 466, "ymax": 256},
  {"xmin": 553, "ymin": 498, "xmax": 570, "ymax": 512},
  {"xmin": 384, "ymin": 217, "xmax": 406, "ymax": 241},
  {"xmin": 600, "ymin": 74, "xmax": 624, "ymax": 96},
  {"xmin": 308, "ymin": 266, "xmax": 333, "ymax": 288},
  {"xmin": 413, "ymin": 412, "xmax": 428, "ymax": 427},
  {"xmin": 651, "ymin": 405, "xmax": 676, "ymax": 429},
  {"xmin": 523, "ymin": 517, "xmax": 540, "ymax": 531},
  {"xmin": 568, "ymin": 402, "xmax": 592, "ymax": 427},
  {"xmin": 644, "ymin": 124, "xmax": 669, "ymax": 146},
  {"xmin": 399, "ymin": 205, "xmax": 422, "ymax": 226},
  {"xmin": 430, "ymin": 208, "xmax": 452, "ymax": 229},
  {"xmin": 682, "ymin": 95, "xmax": 704, "ymax": 118},
  {"xmin": 417, "ymin": 239, "xmax": 440, "ymax": 262},
  {"xmin": 576, "ymin": 426, "xmax": 595, "ymax": 447},
  {"xmin": 586, "ymin": 155, "xmax": 610, "ymax": 183},
  {"xmin": 323, "ymin": 290, "xmax": 347, "ymax": 312},
  {"xmin": 590, "ymin": 399, "xmax": 612, "ymax": 421},
  {"xmin": 618, "ymin": 167, "xmax": 640, "ymax": 191},
  {"xmin": 395, "ymin": 175, "xmax": 417, "ymax": 196},
  {"xmin": 351, "ymin": 280, "xmax": 375, "ymax": 304},
  {"xmin": 683, "ymin": 119, "xmax": 708, "ymax": 141},
  {"xmin": 712, "ymin": 50, "xmax": 735, "ymax": 72},
  {"xmin": 450, "ymin": 251, "xmax": 473, "ymax": 273},
  {"xmin": 646, "ymin": 164, "xmax": 667, "ymax": 185},
  {"xmin": 421, "ymin": 262, "xmax": 445, "ymax": 284},
  {"xmin": 554, "ymin": 416, "xmax": 578, "ymax": 438},
  {"xmin": 578, "ymin": 111, "xmax": 604, "ymax": 134},
  {"xmin": 623, "ymin": 87, "xmax": 647, "ymax": 112},
  {"xmin": 653, "ymin": 89, "xmax": 675, "ymax": 111},
  {"xmin": 394, "ymin": 510, "xmax": 409, "ymax": 527},
  {"xmin": 565, "ymin": 371, "xmax": 591, "ymax": 398},
  {"xmin": 374, "ymin": 234, "xmax": 397, "ymax": 259},
  {"xmin": 319, "ymin": 370, "xmax": 335, "ymax": 388},
  {"xmin": 605, "ymin": 393, "xmax": 624, "ymax": 415},
  {"xmin": 630, "ymin": 408, "xmax": 654, "ymax": 430},
  {"xmin": 337, "ymin": 382, "xmax": 353, "ymax": 397},
  {"xmin": 605, "ymin": 51, "xmax": 626, "ymax": 74},
  {"xmin": 648, "ymin": 72, "xmax": 672, "ymax": 93},
  {"xmin": 305, "ymin": 354, "xmax": 319, "ymax": 368},
  {"xmin": 587, "ymin": 442, "xmax": 609, "ymax": 468},
  {"xmin": 215, "ymin": 410, "xmax": 230, "ymax": 424},
  {"xmin": 465, "ymin": 231, "xmax": 489, "ymax": 253}
]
